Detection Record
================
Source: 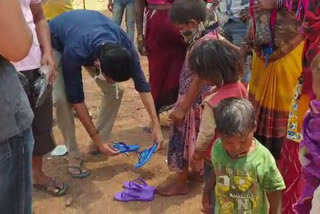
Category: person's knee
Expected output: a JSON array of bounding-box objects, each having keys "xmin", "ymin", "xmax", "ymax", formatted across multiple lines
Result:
[
  {"xmin": 52, "ymin": 89, "xmax": 68, "ymax": 107},
  {"xmin": 116, "ymin": 83, "xmax": 125, "ymax": 98}
]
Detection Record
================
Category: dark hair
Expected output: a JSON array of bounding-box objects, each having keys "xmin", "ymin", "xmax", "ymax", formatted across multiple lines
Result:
[
  {"xmin": 189, "ymin": 39, "xmax": 244, "ymax": 86},
  {"xmin": 169, "ymin": 0, "xmax": 207, "ymax": 24},
  {"xmin": 214, "ymin": 98, "xmax": 256, "ymax": 137},
  {"xmin": 97, "ymin": 42, "xmax": 133, "ymax": 82}
]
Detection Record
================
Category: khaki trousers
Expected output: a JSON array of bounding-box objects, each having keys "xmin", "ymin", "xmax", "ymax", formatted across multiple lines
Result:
[{"xmin": 52, "ymin": 50, "xmax": 125, "ymax": 159}]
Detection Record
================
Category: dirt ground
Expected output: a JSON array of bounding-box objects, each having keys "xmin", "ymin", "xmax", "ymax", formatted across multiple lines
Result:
[{"xmin": 33, "ymin": 11, "xmax": 203, "ymax": 214}]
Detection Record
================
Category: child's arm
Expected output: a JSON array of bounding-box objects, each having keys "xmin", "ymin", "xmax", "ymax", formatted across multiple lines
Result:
[
  {"xmin": 169, "ymin": 74, "xmax": 202, "ymax": 122},
  {"xmin": 194, "ymin": 103, "xmax": 216, "ymax": 160},
  {"xmin": 202, "ymin": 169, "xmax": 216, "ymax": 213},
  {"xmin": 267, "ymin": 191, "xmax": 282, "ymax": 214}
]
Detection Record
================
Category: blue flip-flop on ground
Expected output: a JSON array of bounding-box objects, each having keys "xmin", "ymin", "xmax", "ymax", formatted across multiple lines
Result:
[
  {"xmin": 135, "ymin": 142, "xmax": 158, "ymax": 168},
  {"xmin": 112, "ymin": 142, "xmax": 140, "ymax": 153}
]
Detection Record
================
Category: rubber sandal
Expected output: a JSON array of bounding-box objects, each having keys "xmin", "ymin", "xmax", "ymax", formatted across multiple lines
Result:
[
  {"xmin": 34, "ymin": 177, "xmax": 68, "ymax": 197},
  {"xmin": 135, "ymin": 142, "xmax": 158, "ymax": 168},
  {"xmin": 114, "ymin": 189, "xmax": 155, "ymax": 202},
  {"xmin": 112, "ymin": 142, "xmax": 140, "ymax": 153},
  {"xmin": 68, "ymin": 166, "xmax": 90, "ymax": 178},
  {"xmin": 123, "ymin": 178, "xmax": 156, "ymax": 193}
]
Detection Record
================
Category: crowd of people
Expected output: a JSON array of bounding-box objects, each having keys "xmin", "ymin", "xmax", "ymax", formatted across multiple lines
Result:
[{"xmin": 0, "ymin": 0, "xmax": 319, "ymax": 213}]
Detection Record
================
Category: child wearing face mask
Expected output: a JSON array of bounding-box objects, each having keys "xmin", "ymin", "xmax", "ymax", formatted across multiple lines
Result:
[
  {"xmin": 157, "ymin": 0, "xmax": 220, "ymax": 196},
  {"xmin": 202, "ymin": 98, "xmax": 285, "ymax": 214}
]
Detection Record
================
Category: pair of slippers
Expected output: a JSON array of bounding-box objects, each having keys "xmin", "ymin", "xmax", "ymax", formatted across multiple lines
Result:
[
  {"xmin": 114, "ymin": 178, "xmax": 156, "ymax": 202},
  {"xmin": 112, "ymin": 142, "xmax": 158, "ymax": 168}
]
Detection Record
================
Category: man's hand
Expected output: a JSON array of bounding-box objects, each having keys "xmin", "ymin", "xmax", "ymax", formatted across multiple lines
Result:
[
  {"xmin": 152, "ymin": 125, "xmax": 164, "ymax": 151},
  {"xmin": 169, "ymin": 106, "xmax": 187, "ymax": 122},
  {"xmin": 41, "ymin": 53, "xmax": 57, "ymax": 84},
  {"xmin": 253, "ymin": 0, "xmax": 277, "ymax": 12},
  {"xmin": 97, "ymin": 143, "xmax": 120, "ymax": 156},
  {"xmin": 107, "ymin": 1, "xmax": 113, "ymax": 12}
]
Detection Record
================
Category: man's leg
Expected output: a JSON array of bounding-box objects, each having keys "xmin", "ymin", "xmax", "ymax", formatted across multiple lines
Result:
[
  {"xmin": 52, "ymin": 51, "xmax": 80, "ymax": 160},
  {"xmin": 52, "ymin": 51, "xmax": 88, "ymax": 177},
  {"xmin": 23, "ymin": 128, "xmax": 34, "ymax": 214},
  {"xmin": 112, "ymin": 0, "xmax": 125, "ymax": 26},
  {"xmin": 125, "ymin": 0, "xmax": 136, "ymax": 42},
  {"xmin": 86, "ymin": 67, "xmax": 125, "ymax": 144},
  {"xmin": 0, "ymin": 128, "xmax": 34, "ymax": 214},
  {"xmin": 223, "ymin": 21, "xmax": 251, "ymax": 84}
]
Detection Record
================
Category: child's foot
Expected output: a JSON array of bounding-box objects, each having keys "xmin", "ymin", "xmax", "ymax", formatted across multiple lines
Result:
[{"xmin": 157, "ymin": 181, "xmax": 189, "ymax": 196}]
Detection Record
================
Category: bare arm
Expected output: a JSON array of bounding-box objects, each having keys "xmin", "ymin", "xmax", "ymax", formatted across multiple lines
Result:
[
  {"xmin": 135, "ymin": 0, "xmax": 147, "ymax": 55},
  {"xmin": 202, "ymin": 169, "xmax": 216, "ymax": 213},
  {"xmin": 169, "ymin": 74, "xmax": 202, "ymax": 121},
  {"xmin": 31, "ymin": 3, "xmax": 52, "ymax": 56},
  {"xmin": 73, "ymin": 102, "xmax": 119, "ymax": 156},
  {"xmin": 31, "ymin": 2, "xmax": 57, "ymax": 83},
  {"xmin": 267, "ymin": 191, "xmax": 282, "ymax": 214},
  {"xmin": 135, "ymin": 0, "xmax": 145, "ymax": 37},
  {"xmin": 0, "ymin": 0, "xmax": 33, "ymax": 61},
  {"xmin": 139, "ymin": 92, "xmax": 164, "ymax": 150}
]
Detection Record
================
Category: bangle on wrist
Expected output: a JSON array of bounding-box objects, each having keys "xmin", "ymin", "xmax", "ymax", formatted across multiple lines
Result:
[
  {"xmin": 137, "ymin": 35, "xmax": 144, "ymax": 42},
  {"xmin": 90, "ymin": 130, "xmax": 99, "ymax": 138}
]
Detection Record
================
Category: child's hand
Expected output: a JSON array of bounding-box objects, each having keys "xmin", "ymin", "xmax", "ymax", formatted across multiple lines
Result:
[
  {"xmin": 193, "ymin": 150, "xmax": 204, "ymax": 162},
  {"xmin": 201, "ymin": 193, "xmax": 213, "ymax": 214},
  {"xmin": 169, "ymin": 106, "xmax": 187, "ymax": 122}
]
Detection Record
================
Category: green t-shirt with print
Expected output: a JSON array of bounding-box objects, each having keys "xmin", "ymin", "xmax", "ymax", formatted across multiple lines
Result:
[{"xmin": 211, "ymin": 139, "xmax": 285, "ymax": 214}]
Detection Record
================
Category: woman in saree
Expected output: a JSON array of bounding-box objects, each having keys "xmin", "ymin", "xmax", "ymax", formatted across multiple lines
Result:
[
  {"xmin": 244, "ymin": 0, "xmax": 304, "ymax": 161},
  {"xmin": 136, "ymin": 0, "xmax": 187, "ymax": 116},
  {"xmin": 278, "ymin": 0, "xmax": 320, "ymax": 213}
]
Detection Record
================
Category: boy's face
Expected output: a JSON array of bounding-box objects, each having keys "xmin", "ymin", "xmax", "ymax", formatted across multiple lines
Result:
[{"xmin": 220, "ymin": 130, "xmax": 255, "ymax": 159}]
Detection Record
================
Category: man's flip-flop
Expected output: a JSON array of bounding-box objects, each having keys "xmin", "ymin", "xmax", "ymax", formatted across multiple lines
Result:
[
  {"xmin": 135, "ymin": 142, "xmax": 158, "ymax": 168},
  {"xmin": 114, "ymin": 189, "xmax": 155, "ymax": 202},
  {"xmin": 33, "ymin": 178, "xmax": 68, "ymax": 197},
  {"xmin": 123, "ymin": 178, "xmax": 156, "ymax": 193},
  {"xmin": 112, "ymin": 142, "xmax": 140, "ymax": 153},
  {"xmin": 68, "ymin": 166, "xmax": 90, "ymax": 178}
]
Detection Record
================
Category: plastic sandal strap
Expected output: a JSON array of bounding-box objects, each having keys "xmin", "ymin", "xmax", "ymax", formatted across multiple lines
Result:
[
  {"xmin": 121, "ymin": 189, "xmax": 143, "ymax": 198},
  {"xmin": 128, "ymin": 182, "xmax": 144, "ymax": 191},
  {"xmin": 138, "ymin": 149, "xmax": 150, "ymax": 162},
  {"xmin": 133, "ymin": 178, "xmax": 147, "ymax": 186}
]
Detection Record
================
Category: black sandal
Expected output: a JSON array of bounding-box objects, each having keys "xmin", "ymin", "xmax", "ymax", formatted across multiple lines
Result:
[
  {"xmin": 34, "ymin": 177, "xmax": 68, "ymax": 197},
  {"xmin": 67, "ymin": 166, "xmax": 90, "ymax": 178}
]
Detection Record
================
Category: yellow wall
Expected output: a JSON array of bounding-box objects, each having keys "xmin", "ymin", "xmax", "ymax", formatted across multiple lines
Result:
[{"xmin": 73, "ymin": 0, "xmax": 108, "ymax": 11}]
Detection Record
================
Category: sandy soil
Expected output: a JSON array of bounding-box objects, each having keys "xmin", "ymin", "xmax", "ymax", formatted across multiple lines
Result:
[{"xmin": 33, "ymin": 10, "xmax": 203, "ymax": 214}]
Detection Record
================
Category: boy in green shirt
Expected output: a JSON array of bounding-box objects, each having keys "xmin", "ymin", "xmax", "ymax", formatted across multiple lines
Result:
[{"xmin": 202, "ymin": 98, "xmax": 285, "ymax": 214}]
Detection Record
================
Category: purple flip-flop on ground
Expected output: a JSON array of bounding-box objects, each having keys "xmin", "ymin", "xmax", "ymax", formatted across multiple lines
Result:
[
  {"xmin": 114, "ymin": 189, "xmax": 155, "ymax": 202},
  {"xmin": 123, "ymin": 178, "xmax": 156, "ymax": 193}
]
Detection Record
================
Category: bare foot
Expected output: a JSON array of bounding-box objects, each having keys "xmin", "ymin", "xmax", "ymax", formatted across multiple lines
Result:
[{"xmin": 157, "ymin": 181, "xmax": 189, "ymax": 197}]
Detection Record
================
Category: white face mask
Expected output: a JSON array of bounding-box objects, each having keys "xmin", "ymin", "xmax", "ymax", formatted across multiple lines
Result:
[
  {"xmin": 93, "ymin": 61, "xmax": 107, "ymax": 82},
  {"xmin": 93, "ymin": 63, "xmax": 119, "ymax": 99}
]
